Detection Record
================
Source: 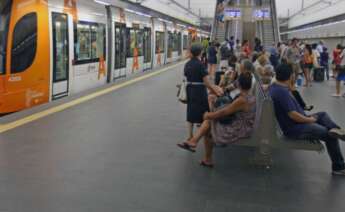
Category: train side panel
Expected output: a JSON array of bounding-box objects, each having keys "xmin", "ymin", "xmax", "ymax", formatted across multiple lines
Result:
[
  {"xmin": 2, "ymin": 0, "xmax": 50, "ymax": 113},
  {"xmin": 70, "ymin": 0, "xmax": 108, "ymax": 94}
]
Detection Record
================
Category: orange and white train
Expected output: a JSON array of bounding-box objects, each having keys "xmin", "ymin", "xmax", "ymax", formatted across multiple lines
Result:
[{"xmin": 0, "ymin": 0, "xmax": 209, "ymax": 114}]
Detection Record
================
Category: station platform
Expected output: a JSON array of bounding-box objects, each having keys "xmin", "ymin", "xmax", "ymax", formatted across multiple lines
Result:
[{"xmin": 1, "ymin": 62, "xmax": 345, "ymax": 212}]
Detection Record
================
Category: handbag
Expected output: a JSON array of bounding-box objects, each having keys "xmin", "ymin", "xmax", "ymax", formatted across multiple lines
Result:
[
  {"xmin": 214, "ymin": 94, "xmax": 237, "ymax": 124},
  {"xmin": 177, "ymin": 78, "xmax": 187, "ymax": 104}
]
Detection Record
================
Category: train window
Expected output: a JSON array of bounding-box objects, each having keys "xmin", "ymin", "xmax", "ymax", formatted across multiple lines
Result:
[
  {"xmin": 126, "ymin": 28, "xmax": 143, "ymax": 58},
  {"xmin": 76, "ymin": 24, "xmax": 91, "ymax": 60},
  {"xmin": 75, "ymin": 21, "xmax": 105, "ymax": 64},
  {"xmin": 143, "ymin": 27, "xmax": 151, "ymax": 63},
  {"xmin": 0, "ymin": 0, "xmax": 11, "ymax": 75},
  {"xmin": 173, "ymin": 32, "xmax": 179, "ymax": 52},
  {"xmin": 177, "ymin": 32, "xmax": 182, "ymax": 55},
  {"xmin": 11, "ymin": 13, "xmax": 37, "ymax": 74},
  {"xmin": 91, "ymin": 25, "xmax": 105, "ymax": 59},
  {"xmin": 155, "ymin": 31, "xmax": 164, "ymax": 54},
  {"xmin": 115, "ymin": 23, "xmax": 126, "ymax": 69},
  {"xmin": 183, "ymin": 35, "xmax": 188, "ymax": 50}
]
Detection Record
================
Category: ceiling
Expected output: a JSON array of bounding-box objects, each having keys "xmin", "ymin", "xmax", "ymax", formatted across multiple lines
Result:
[
  {"xmin": 131, "ymin": 0, "xmax": 217, "ymax": 18},
  {"xmin": 173, "ymin": 0, "xmax": 217, "ymax": 18}
]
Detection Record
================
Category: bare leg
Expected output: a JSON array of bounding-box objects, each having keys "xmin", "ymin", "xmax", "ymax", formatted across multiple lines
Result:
[
  {"xmin": 203, "ymin": 134, "xmax": 214, "ymax": 164},
  {"xmin": 186, "ymin": 120, "xmax": 211, "ymax": 147},
  {"xmin": 303, "ymin": 69, "xmax": 309, "ymax": 87},
  {"xmin": 187, "ymin": 122, "xmax": 194, "ymax": 140},
  {"xmin": 336, "ymin": 80, "xmax": 341, "ymax": 95}
]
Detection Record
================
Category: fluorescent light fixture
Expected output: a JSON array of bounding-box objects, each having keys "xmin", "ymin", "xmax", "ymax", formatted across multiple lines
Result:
[
  {"xmin": 158, "ymin": 18, "xmax": 172, "ymax": 24},
  {"xmin": 91, "ymin": 12, "xmax": 106, "ymax": 17},
  {"xmin": 125, "ymin": 8, "xmax": 152, "ymax": 18},
  {"xmin": 94, "ymin": 0, "xmax": 110, "ymax": 6}
]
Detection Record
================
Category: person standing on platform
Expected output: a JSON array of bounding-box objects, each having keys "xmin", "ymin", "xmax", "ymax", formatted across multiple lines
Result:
[
  {"xmin": 285, "ymin": 38, "xmax": 302, "ymax": 85},
  {"xmin": 254, "ymin": 37, "xmax": 263, "ymax": 53},
  {"xmin": 332, "ymin": 44, "xmax": 342, "ymax": 79},
  {"xmin": 235, "ymin": 39, "xmax": 241, "ymax": 58},
  {"xmin": 320, "ymin": 47, "xmax": 330, "ymax": 80},
  {"xmin": 302, "ymin": 44, "xmax": 314, "ymax": 87},
  {"xmin": 208, "ymin": 42, "xmax": 220, "ymax": 80},
  {"xmin": 332, "ymin": 46, "xmax": 345, "ymax": 97},
  {"xmin": 184, "ymin": 44, "xmax": 223, "ymax": 140},
  {"xmin": 228, "ymin": 36, "xmax": 235, "ymax": 54}
]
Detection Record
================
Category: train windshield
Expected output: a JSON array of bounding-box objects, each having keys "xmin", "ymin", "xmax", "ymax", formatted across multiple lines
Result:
[{"xmin": 0, "ymin": 0, "xmax": 12, "ymax": 74}]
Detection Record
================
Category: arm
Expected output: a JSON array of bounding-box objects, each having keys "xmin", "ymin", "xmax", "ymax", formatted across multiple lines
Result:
[
  {"xmin": 288, "ymin": 111, "xmax": 316, "ymax": 124},
  {"xmin": 203, "ymin": 76, "xmax": 223, "ymax": 96},
  {"xmin": 205, "ymin": 97, "xmax": 246, "ymax": 120}
]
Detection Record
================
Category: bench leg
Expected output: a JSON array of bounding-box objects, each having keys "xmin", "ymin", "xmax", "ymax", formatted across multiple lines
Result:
[{"xmin": 250, "ymin": 142, "xmax": 273, "ymax": 168}]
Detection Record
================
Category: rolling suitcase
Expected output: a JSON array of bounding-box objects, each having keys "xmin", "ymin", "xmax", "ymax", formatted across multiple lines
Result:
[{"xmin": 314, "ymin": 67, "xmax": 325, "ymax": 82}]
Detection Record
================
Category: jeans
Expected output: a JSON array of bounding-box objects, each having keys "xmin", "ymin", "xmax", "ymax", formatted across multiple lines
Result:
[{"xmin": 291, "ymin": 112, "xmax": 345, "ymax": 171}]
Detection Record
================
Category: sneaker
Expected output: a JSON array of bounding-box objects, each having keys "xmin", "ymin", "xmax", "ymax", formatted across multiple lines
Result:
[
  {"xmin": 329, "ymin": 128, "xmax": 345, "ymax": 141},
  {"xmin": 332, "ymin": 93, "xmax": 342, "ymax": 97},
  {"xmin": 332, "ymin": 169, "xmax": 345, "ymax": 176}
]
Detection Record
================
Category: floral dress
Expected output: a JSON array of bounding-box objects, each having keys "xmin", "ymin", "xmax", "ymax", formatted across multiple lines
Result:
[{"xmin": 211, "ymin": 95, "xmax": 256, "ymax": 144}]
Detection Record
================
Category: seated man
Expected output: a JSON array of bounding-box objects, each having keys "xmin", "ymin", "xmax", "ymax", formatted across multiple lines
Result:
[{"xmin": 269, "ymin": 64, "xmax": 345, "ymax": 176}]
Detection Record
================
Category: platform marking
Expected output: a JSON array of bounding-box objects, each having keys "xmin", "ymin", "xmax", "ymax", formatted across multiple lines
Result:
[{"xmin": 0, "ymin": 62, "xmax": 185, "ymax": 134}]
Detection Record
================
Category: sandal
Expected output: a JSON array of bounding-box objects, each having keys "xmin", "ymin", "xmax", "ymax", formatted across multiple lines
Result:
[
  {"xmin": 177, "ymin": 142, "xmax": 196, "ymax": 153},
  {"xmin": 200, "ymin": 160, "xmax": 214, "ymax": 168}
]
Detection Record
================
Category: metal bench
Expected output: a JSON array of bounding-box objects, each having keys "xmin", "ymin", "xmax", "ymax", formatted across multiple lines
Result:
[{"xmin": 230, "ymin": 74, "xmax": 325, "ymax": 167}]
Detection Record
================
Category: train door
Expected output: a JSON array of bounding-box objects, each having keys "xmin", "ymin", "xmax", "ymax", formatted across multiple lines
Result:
[
  {"xmin": 167, "ymin": 31, "xmax": 173, "ymax": 62},
  {"xmin": 177, "ymin": 32, "xmax": 182, "ymax": 57},
  {"xmin": 51, "ymin": 12, "xmax": 69, "ymax": 100},
  {"xmin": 114, "ymin": 22, "xmax": 126, "ymax": 79},
  {"xmin": 143, "ymin": 27, "xmax": 151, "ymax": 71}
]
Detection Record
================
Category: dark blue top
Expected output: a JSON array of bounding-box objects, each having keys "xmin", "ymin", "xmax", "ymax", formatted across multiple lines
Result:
[
  {"xmin": 208, "ymin": 46, "xmax": 217, "ymax": 62},
  {"xmin": 320, "ymin": 52, "xmax": 329, "ymax": 66},
  {"xmin": 269, "ymin": 83, "xmax": 306, "ymax": 136}
]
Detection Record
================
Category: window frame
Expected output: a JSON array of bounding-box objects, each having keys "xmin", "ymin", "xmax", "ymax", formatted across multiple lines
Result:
[
  {"xmin": 126, "ymin": 27, "xmax": 144, "ymax": 58},
  {"xmin": 10, "ymin": 12, "xmax": 38, "ymax": 74},
  {"xmin": 183, "ymin": 34, "xmax": 188, "ymax": 50},
  {"xmin": 114, "ymin": 22, "xmax": 127, "ymax": 70},
  {"xmin": 52, "ymin": 12, "xmax": 69, "ymax": 83},
  {"xmin": 155, "ymin": 31, "xmax": 165, "ymax": 54},
  {"xmin": 74, "ymin": 21, "xmax": 106, "ymax": 65}
]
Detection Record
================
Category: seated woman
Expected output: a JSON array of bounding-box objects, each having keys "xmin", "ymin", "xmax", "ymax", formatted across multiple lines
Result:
[
  {"xmin": 177, "ymin": 72, "xmax": 256, "ymax": 167},
  {"xmin": 219, "ymin": 69, "xmax": 238, "ymax": 93}
]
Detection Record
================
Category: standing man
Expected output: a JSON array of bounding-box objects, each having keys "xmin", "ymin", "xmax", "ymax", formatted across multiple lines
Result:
[{"xmin": 285, "ymin": 38, "xmax": 302, "ymax": 84}]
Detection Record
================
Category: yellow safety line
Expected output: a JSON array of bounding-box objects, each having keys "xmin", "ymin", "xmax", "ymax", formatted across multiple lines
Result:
[{"xmin": 0, "ymin": 62, "xmax": 184, "ymax": 134}]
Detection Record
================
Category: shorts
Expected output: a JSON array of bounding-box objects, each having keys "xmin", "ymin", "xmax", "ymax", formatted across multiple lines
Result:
[
  {"xmin": 303, "ymin": 63, "xmax": 313, "ymax": 70},
  {"xmin": 291, "ymin": 63, "xmax": 302, "ymax": 75},
  {"xmin": 336, "ymin": 65, "xmax": 345, "ymax": 81}
]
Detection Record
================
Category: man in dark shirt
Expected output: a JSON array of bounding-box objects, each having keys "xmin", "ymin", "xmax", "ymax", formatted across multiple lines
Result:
[{"xmin": 269, "ymin": 64, "xmax": 345, "ymax": 175}]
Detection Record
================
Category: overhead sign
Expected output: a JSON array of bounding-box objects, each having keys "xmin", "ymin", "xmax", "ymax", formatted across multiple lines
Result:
[
  {"xmin": 224, "ymin": 8, "xmax": 241, "ymax": 20},
  {"xmin": 253, "ymin": 8, "xmax": 271, "ymax": 20}
]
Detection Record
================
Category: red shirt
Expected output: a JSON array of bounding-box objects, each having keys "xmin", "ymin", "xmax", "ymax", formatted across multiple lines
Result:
[{"xmin": 333, "ymin": 49, "xmax": 342, "ymax": 65}]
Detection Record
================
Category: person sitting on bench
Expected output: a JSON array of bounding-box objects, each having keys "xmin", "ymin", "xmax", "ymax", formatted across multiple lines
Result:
[
  {"xmin": 177, "ymin": 72, "xmax": 256, "ymax": 168},
  {"xmin": 269, "ymin": 63, "xmax": 345, "ymax": 176}
]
